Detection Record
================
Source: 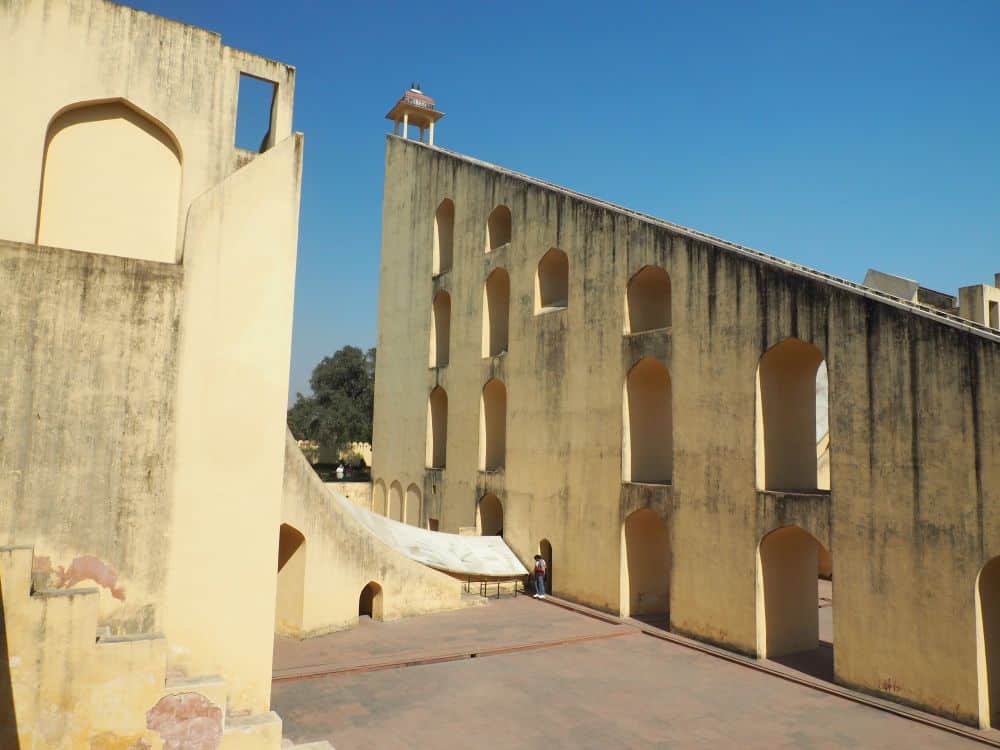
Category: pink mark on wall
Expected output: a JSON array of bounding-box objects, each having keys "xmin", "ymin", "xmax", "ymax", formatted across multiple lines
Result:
[
  {"xmin": 146, "ymin": 692, "xmax": 223, "ymax": 750},
  {"xmin": 45, "ymin": 554, "xmax": 126, "ymax": 601}
]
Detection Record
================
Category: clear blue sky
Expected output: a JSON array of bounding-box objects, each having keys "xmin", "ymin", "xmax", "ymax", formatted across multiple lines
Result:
[{"xmin": 130, "ymin": 0, "xmax": 999, "ymax": 404}]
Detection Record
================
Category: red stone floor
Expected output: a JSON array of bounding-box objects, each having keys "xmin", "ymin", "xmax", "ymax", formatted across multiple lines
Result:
[{"xmin": 272, "ymin": 596, "xmax": 983, "ymax": 749}]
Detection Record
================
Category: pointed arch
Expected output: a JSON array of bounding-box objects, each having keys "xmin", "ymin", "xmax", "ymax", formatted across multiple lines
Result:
[
  {"xmin": 477, "ymin": 494, "xmax": 503, "ymax": 536},
  {"xmin": 433, "ymin": 198, "xmax": 454, "ymax": 275},
  {"xmin": 480, "ymin": 378, "xmax": 507, "ymax": 471},
  {"xmin": 756, "ymin": 525, "xmax": 831, "ymax": 665},
  {"xmin": 977, "ymin": 557, "xmax": 1000, "ymax": 727},
  {"xmin": 755, "ymin": 338, "xmax": 827, "ymax": 491},
  {"xmin": 625, "ymin": 266, "xmax": 671, "ymax": 333},
  {"xmin": 37, "ymin": 99, "xmax": 182, "ymax": 263},
  {"xmin": 620, "ymin": 509, "xmax": 670, "ymax": 620},
  {"xmin": 535, "ymin": 247, "xmax": 569, "ymax": 312},
  {"xmin": 359, "ymin": 581, "xmax": 383, "ymax": 620},
  {"xmin": 482, "ymin": 268, "xmax": 510, "ymax": 357},
  {"xmin": 388, "ymin": 481, "xmax": 403, "ymax": 521},
  {"xmin": 426, "ymin": 387, "xmax": 448, "ymax": 469},
  {"xmin": 430, "ymin": 291, "xmax": 451, "ymax": 368},
  {"xmin": 623, "ymin": 357, "xmax": 673, "ymax": 483},
  {"xmin": 372, "ymin": 479, "xmax": 387, "ymax": 515},
  {"xmin": 405, "ymin": 484, "xmax": 422, "ymax": 526},
  {"xmin": 485, "ymin": 204, "xmax": 511, "ymax": 252}
]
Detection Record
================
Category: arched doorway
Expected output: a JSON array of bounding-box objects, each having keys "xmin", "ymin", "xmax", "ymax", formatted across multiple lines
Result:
[
  {"xmin": 359, "ymin": 581, "xmax": 383, "ymax": 621},
  {"xmin": 275, "ymin": 523, "xmax": 305, "ymax": 635},
  {"xmin": 477, "ymin": 494, "xmax": 503, "ymax": 536},
  {"xmin": 620, "ymin": 509, "xmax": 670, "ymax": 626},
  {"xmin": 977, "ymin": 557, "xmax": 1000, "ymax": 727},
  {"xmin": 756, "ymin": 525, "xmax": 833, "ymax": 681},
  {"xmin": 756, "ymin": 338, "xmax": 827, "ymax": 492},
  {"xmin": 539, "ymin": 539, "xmax": 553, "ymax": 595}
]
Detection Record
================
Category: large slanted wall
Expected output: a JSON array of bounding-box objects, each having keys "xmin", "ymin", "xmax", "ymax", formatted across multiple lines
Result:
[
  {"xmin": 0, "ymin": 240, "xmax": 182, "ymax": 633},
  {"xmin": 281, "ymin": 432, "xmax": 462, "ymax": 637},
  {"xmin": 373, "ymin": 136, "xmax": 1000, "ymax": 724}
]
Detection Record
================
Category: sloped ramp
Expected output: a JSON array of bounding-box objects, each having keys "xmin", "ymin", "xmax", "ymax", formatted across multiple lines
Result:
[
  {"xmin": 333, "ymin": 491, "xmax": 527, "ymax": 578},
  {"xmin": 280, "ymin": 432, "xmax": 524, "ymax": 638}
]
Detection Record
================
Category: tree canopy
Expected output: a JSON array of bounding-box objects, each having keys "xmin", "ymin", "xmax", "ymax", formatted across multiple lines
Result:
[{"xmin": 287, "ymin": 346, "xmax": 375, "ymax": 454}]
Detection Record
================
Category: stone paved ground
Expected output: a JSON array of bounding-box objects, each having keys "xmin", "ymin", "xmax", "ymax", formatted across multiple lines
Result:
[{"xmin": 272, "ymin": 596, "xmax": 981, "ymax": 750}]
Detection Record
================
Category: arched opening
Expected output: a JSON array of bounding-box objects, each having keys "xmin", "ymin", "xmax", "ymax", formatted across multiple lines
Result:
[
  {"xmin": 426, "ymin": 387, "xmax": 448, "ymax": 469},
  {"xmin": 482, "ymin": 268, "xmax": 510, "ymax": 357},
  {"xmin": 429, "ymin": 291, "xmax": 451, "ymax": 368},
  {"xmin": 535, "ymin": 248, "xmax": 569, "ymax": 312},
  {"xmin": 405, "ymin": 484, "xmax": 421, "ymax": 526},
  {"xmin": 977, "ymin": 557, "xmax": 1000, "ymax": 727},
  {"xmin": 623, "ymin": 357, "xmax": 673, "ymax": 484},
  {"xmin": 433, "ymin": 198, "xmax": 454, "ymax": 275},
  {"xmin": 625, "ymin": 266, "xmax": 671, "ymax": 333},
  {"xmin": 480, "ymin": 378, "xmax": 507, "ymax": 471},
  {"xmin": 485, "ymin": 204, "xmax": 511, "ymax": 252},
  {"xmin": 756, "ymin": 338, "xmax": 827, "ymax": 492},
  {"xmin": 477, "ymin": 494, "xmax": 503, "ymax": 536},
  {"xmin": 359, "ymin": 581, "xmax": 383, "ymax": 621},
  {"xmin": 756, "ymin": 526, "xmax": 833, "ymax": 681},
  {"xmin": 275, "ymin": 523, "xmax": 306, "ymax": 635},
  {"xmin": 38, "ymin": 100, "xmax": 182, "ymax": 263},
  {"xmin": 539, "ymin": 539, "xmax": 553, "ymax": 595},
  {"xmin": 620, "ymin": 509, "xmax": 670, "ymax": 626},
  {"xmin": 388, "ymin": 481, "xmax": 403, "ymax": 521},
  {"xmin": 372, "ymin": 479, "xmax": 387, "ymax": 515}
]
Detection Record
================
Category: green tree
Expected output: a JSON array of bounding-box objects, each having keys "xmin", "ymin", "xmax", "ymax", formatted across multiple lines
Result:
[{"xmin": 287, "ymin": 346, "xmax": 375, "ymax": 454}]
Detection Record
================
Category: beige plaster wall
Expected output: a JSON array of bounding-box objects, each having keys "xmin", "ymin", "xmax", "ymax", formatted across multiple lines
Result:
[
  {"xmin": 165, "ymin": 132, "xmax": 302, "ymax": 714},
  {"xmin": 372, "ymin": 137, "xmax": 1000, "ymax": 725},
  {"xmin": 281, "ymin": 433, "xmax": 464, "ymax": 637},
  {"xmin": 0, "ymin": 240, "xmax": 182, "ymax": 634},
  {"xmin": 1, "ymin": 0, "xmax": 304, "ymax": 737}
]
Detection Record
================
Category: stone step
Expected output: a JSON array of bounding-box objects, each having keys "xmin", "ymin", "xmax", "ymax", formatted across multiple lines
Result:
[
  {"xmin": 285, "ymin": 742, "xmax": 335, "ymax": 749},
  {"xmin": 220, "ymin": 710, "xmax": 283, "ymax": 750}
]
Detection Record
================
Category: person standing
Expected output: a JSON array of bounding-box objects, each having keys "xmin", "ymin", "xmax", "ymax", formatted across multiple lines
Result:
[{"xmin": 532, "ymin": 554, "xmax": 547, "ymax": 598}]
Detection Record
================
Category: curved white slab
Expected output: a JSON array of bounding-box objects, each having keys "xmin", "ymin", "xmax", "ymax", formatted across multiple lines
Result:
[{"xmin": 329, "ymin": 488, "xmax": 528, "ymax": 578}]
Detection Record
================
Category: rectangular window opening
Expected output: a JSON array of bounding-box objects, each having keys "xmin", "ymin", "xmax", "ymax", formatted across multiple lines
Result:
[
  {"xmin": 235, "ymin": 73, "xmax": 277, "ymax": 153},
  {"xmin": 990, "ymin": 300, "xmax": 999, "ymax": 329}
]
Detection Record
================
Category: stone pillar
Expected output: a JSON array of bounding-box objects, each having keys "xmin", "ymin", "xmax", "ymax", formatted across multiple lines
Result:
[
  {"xmin": 429, "ymin": 121, "xmax": 435, "ymax": 145},
  {"xmin": 403, "ymin": 113, "xmax": 409, "ymax": 139}
]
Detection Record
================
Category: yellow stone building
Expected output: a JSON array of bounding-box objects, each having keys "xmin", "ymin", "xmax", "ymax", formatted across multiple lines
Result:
[{"xmin": 371, "ymin": 132, "xmax": 1000, "ymax": 727}]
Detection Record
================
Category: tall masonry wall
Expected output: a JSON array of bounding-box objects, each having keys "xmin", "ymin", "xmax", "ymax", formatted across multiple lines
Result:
[
  {"xmin": 372, "ymin": 136, "xmax": 1000, "ymax": 725},
  {"xmin": 0, "ymin": 0, "xmax": 303, "ymax": 745}
]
